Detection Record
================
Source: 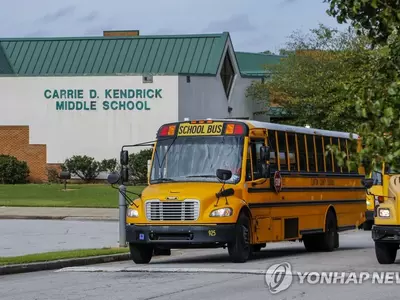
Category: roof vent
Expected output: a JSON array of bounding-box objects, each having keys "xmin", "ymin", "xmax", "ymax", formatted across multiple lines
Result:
[{"xmin": 103, "ymin": 30, "xmax": 139, "ymax": 37}]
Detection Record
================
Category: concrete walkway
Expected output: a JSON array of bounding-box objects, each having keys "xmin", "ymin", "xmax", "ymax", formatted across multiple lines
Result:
[{"xmin": 0, "ymin": 207, "xmax": 118, "ymax": 221}]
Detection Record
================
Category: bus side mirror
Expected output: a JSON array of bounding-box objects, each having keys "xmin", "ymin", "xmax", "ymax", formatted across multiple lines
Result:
[
  {"xmin": 121, "ymin": 166, "xmax": 129, "ymax": 183},
  {"xmin": 361, "ymin": 178, "xmax": 374, "ymax": 189},
  {"xmin": 107, "ymin": 172, "xmax": 120, "ymax": 185},
  {"xmin": 120, "ymin": 150, "xmax": 129, "ymax": 166},
  {"xmin": 260, "ymin": 146, "xmax": 270, "ymax": 161},
  {"xmin": 216, "ymin": 169, "xmax": 232, "ymax": 181}
]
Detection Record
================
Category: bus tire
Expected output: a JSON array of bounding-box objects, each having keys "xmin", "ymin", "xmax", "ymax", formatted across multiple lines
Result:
[
  {"xmin": 375, "ymin": 242, "xmax": 398, "ymax": 264},
  {"xmin": 129, "ymin": 243, "xmax": 153, "ymax": 264},
  {"xmin": 363, "ymin": 221, "xmax": 373, "ymax": 231},
  {"xmin": 228, "ymin": 212, "xmax": 251, "ymax": 263},
  {"xmin": 303, "ymin": 235, "xmax": 321, "ymax": 252},
  {"xmin": 321, "ymin": 210, "xmax": 337, "ymax": 252}
]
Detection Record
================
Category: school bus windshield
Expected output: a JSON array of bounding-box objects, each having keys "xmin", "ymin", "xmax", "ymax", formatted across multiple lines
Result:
[
  {"xmin": 150, "ymin": 135, "xmax": 244, "ymax": 184},
  {"xmin": 386, "ymin": 165, "xmax": 400, "ymax": 174}
]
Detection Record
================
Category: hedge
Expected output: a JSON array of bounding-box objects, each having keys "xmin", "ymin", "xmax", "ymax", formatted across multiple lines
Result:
[
  {"xmin": 59, "ymin": 149, "xmax": 152, "ymax": 184},
  {"xmin": 0, "ymin": 155, "xmax": 30, "ymax": 184}
]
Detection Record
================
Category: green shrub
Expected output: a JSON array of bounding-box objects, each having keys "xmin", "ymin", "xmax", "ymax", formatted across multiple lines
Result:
[
  {"xmin": 0, "ymin": 155, "xmax": 30, "ymax": 184},
  {"xmin": 128, "ymin": 149, "xmax": 152, "ymax": 185},
  {"xmin": 63, "ymin": 155, "xmax": 102, "ymax": 183},
  {"xmin": 47, "ymin": 166, "xmax": 61, "ymax": 183},
  {"xmin": 62, "ymin": 151, "xmax": 152, "ymax": 185},
  {"xmin": 100, "ymin": 158, "xmax": 120, "ymax": 173}
]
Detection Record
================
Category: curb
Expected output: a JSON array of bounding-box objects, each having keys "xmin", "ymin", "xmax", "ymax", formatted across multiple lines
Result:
[
  {"xmin": 0, "ymin": 253, "xmax": 131, "ymax": 276},
  {"xmin": 0, "ymin": 215, "xmax": 118, "ymax": 222},
  {"xmin": 0, "ymin": 215, "xmax": 65, "ymax": 220}
]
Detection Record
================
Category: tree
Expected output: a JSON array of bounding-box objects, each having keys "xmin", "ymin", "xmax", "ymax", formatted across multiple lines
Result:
[
  {"xmin": 325, "ymin": 0, "xmax": 400, "ymax": 45},
  {"xmin": 63, "ymin": 155, "xmax": 102, "ymax": 183},
  {"xmin": 128, "ymin": 149, "xmax": 153, "ymax": 185},
  {"xmin": 0, "ymin": 155, "xmax": 30, "ymax": 184},
  {"xmin": 246, "ymin": 23, "xmax": 372, "ymax": 132},
  {"xmin": 324, "ymin": 0, "xmax": 400, "ymax": 173},
  {"xmin": 262, "ymin": 50, "xmax": 275, "ymax": 55}
]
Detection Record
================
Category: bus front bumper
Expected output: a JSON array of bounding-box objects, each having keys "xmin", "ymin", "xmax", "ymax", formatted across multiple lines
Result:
[
  {"xmin": 372, "ymin": 225, "xmax": 400, "ymax": 243},
  {"xmin": 125, "ymin": 224, "xmax": 236, "ymax": 246}
]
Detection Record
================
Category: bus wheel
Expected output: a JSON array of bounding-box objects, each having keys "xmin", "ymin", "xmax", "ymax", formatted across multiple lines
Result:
[
  {"xmin": 321, "ymin": 210, "xmax": 337, "ymax": 252},
  {"xmin": 302, "ymin": 235, "xmax": 321, "ymax": 252},
  {"xmin": 228, "ymin": 212, "xmax": 251, "ymax": 263},
  {"xmin": 363, "ymin": 221, "xmax": 373, "ymax": 231},
  {"xmin": 375, "ymin": 242, "xmax": 398, "ymax": 264},
  {"xmin": 129, "ymin": 243, "xmax": 153, "ymax": 264}
]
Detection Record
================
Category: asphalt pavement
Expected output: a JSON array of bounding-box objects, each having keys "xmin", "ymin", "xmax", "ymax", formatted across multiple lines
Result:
[
  {"xmin": 1, "ymin": 219, "xmax": 120, "ymax": 257},
  {"xmin": 3, "ymin": 230, "xmax": 400, "ymax": 300}
]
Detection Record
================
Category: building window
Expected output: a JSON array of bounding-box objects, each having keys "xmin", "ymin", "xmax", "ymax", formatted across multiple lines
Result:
[{"xmin": 220, "ymin": 50, "xmax": 235, "ymax": 98}]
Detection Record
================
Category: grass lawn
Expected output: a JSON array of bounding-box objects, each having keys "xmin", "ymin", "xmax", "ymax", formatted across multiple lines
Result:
[
  {"xmin": 0, "ymin": 247, "xmax": 129, "ymax": 266},
  {"xmin": 0, "ymin": 184, "xmax": 145, "ymax": 208}
]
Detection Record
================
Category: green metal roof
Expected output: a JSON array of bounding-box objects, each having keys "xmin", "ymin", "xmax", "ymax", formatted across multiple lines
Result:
[
  {"xmin": 236, "ymin": 52, "xmax": 284, "ymax": 77},
  {"xmin": 0, "ymin": 32, "xmax": 230, "ymax": 76},
  {"xmin": 0, "ymin": 44, "xmax": 14, "ymax": 74}
]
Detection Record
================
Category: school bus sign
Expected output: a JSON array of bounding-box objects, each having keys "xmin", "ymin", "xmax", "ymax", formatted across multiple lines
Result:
[{"xmin": 177, "ymin": 122, "xmax": 224, "ymax": 136}]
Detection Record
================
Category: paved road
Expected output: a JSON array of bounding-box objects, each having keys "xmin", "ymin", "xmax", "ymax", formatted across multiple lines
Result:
[
  {"xmin": 1, "ymin": 219, "xmax": 119, "ymax": 256},
  {"xmin": 3, "ymin": 230, "xmax": 400, "ymax": 300}
]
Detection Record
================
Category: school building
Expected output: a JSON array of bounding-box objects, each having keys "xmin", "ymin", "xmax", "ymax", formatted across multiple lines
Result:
[{"xmin": 0, "ymin": 30, "xmax": 284, "ymax": 182}]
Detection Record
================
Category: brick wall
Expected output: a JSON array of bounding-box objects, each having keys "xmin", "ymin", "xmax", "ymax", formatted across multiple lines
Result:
[{"xmin": 0, "ymin": 126, "xmax": 47, "ymax": 183}]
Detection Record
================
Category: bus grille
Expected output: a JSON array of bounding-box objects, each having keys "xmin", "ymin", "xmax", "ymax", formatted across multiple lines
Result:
[{"xmin": 145, "ymin": 200, "xmax": 200, "ymax": 221}]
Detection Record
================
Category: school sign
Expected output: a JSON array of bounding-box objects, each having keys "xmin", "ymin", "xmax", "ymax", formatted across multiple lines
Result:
[
  {"xmin": 0, "ymin": 75, "xmax": 179, "ymax": 163},
  {"xmin": 44, "ymin": 88, "xmax": 164, "ymax": 111}
]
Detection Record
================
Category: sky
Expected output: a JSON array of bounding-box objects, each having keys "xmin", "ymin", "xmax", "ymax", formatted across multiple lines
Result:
[{"xmin": 0, "ymin": 0, "xmax": 349, "ymax": 53}]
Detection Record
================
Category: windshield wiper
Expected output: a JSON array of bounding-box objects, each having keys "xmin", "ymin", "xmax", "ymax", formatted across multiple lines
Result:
[
  {"xmin": 151, "ymin": 178, "xmax": 176, "ymax": 183},
  {"xmin": 186, "ymin": 175, "xmax": 217, "ymax": 178}
]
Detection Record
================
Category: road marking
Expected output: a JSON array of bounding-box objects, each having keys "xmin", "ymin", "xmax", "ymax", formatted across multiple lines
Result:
[{"xmin": 56, "ymin": 266, "xmax": 268, "ymax": 275}]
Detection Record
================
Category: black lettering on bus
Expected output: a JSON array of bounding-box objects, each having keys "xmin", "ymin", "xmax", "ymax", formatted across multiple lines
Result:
[{"xmin": 206, "ymin": 124, "xmax": 223, "ymax": 134}]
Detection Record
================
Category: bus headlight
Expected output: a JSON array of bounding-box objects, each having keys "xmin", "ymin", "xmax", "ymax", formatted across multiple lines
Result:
[
  {"xmin": 210, "ymin": 207, "xmax": 233, "ymax": 217},
  {"xmin": 378, "ymin": 208, "xmax": 390, "ymax": 218},
  {"xmin": 127, "ymin": 208, "xmax": 139, "ymax": 217}
]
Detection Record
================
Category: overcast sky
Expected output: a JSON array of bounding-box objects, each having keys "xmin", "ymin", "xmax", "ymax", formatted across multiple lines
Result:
[{"xmin": 0, "ymin": 0, "xmax": 348, "ymax": 53}]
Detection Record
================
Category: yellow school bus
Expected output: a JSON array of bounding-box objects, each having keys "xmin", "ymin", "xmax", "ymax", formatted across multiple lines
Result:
[
  {"xmin": 115, "ymin": 119, "xmax": 366, "ymax": 264},
  {"xmin": 363, "ymin": 168, "xmax": 385, "ymax": 230},
  {"xmin": 363, "ymin": 163, "xmax": 400, "ymax": 264}
]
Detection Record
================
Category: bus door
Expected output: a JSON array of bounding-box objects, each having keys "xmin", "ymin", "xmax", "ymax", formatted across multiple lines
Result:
[{"xmin": 244, "ymin": 132, "xmax": 273, "ymax": 243}]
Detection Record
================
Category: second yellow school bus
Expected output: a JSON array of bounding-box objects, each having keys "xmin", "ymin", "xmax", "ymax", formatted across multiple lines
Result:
[{"xmin": 117, "ymin": 119, "xmax": 366, "ymax": 264}]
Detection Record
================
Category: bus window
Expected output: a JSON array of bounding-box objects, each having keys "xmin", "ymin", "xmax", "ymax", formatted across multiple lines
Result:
[
  {"xmin": 250, "ymin": 139, "xmax": 265, "ymax": 180},
  {"xmin": 347, "ymin": 139, "xmax": 358, "ymax": 173},
  {"xmin": 385, "ymin": 165, "xmax": 400, "ymax": 174},
  {"xmin": 287, "ymin": 132, "xmax": 297, "ymax": 171},
  {"xmin": 277, "ymin": 131, "xmax": 288, "ymax": 171},
  {"xmin": 306, "ymin": 135, "xmax": 316, "ymax": 172},
  {"xmin": 245, "ymin": 147, "xmax": 252, "ymax": 181},
  {"xmin": 297, "ymin": 133, "xmax": 307, "ymax": 172},
  {"xmin": 323, "ymin": 136, "xmax": 333, "ymax": 172},
  {"xmin": 267, "ymin": 130, "xmax": 278, "ymax": 173},
  {"xmin": 339, "ymin": 138, "xmax": 349, "ymax": 173},
  {"xmin": 372, "ymin": 171, "xmax": 383, "ymax": 185},
  {"xmin": 332, "ymin": 137, "xmax": 341, "ymax": 173},
  {"xmin": 315, "ymin": 136, "xmax": 324, "ymax": 172}
]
